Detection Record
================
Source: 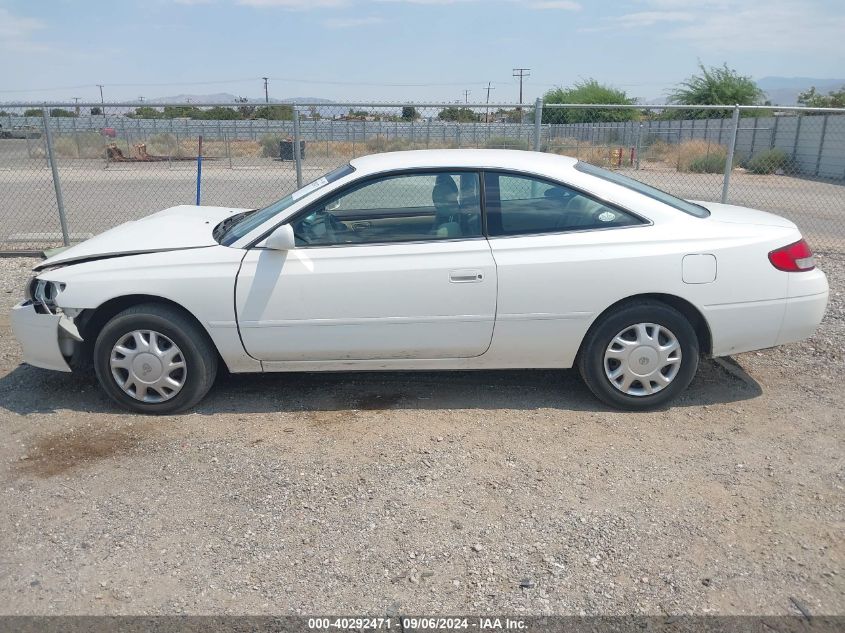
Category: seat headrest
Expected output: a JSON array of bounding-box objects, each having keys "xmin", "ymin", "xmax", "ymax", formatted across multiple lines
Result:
[{"xmin": 433, "ymin": 174, "xmax": 458, "ymax": 199}]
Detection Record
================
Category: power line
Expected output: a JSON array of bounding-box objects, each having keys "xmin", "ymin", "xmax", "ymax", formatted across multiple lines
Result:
[
  {"xmin": 513, "ymin": 68, "xmax": 530, "ymax": 107},
  {"xmin": 485, "ymin": 81, "xmax": 495, "ymax": 122}
]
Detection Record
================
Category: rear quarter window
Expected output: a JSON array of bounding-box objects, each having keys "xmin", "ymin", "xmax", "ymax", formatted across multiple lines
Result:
[{"xmin": 575, "ymin": 162, "xmax": 710, "ymax": 218}]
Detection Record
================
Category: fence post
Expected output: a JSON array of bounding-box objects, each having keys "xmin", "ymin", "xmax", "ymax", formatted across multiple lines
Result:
[
  {"xmin": 720, "ymin": 105, "xmax": 741, "ymax": 203},
  {"xmin": 635, "ymin": 123, "xmax": 642, "ymax": 170},
  {"xmin": 72, "ymin": 115, "xmax": 80, "ymax": 158},
  {"xmin": 41, "ymin": 107, "xmax": 70, "ymax": 246},
  {"xmin": 533, "ymin": 98, "xmax": 543, "ymax": 151},
  {"xmin": 293, "ymin": 108, "xmax": 303, "ymax": 188},
  {"xmin": 814, "ymin": 114, "xmax": 829, "ymax": 177},
  {"xmin": 195, "ymin": 135, "xmax": 203, "ymax": 206}
]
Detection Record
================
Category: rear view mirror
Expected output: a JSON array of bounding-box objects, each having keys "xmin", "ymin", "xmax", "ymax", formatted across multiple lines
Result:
[{"xmin": 265, "ymin": 224, "xmax": 296, "ymax": 251}]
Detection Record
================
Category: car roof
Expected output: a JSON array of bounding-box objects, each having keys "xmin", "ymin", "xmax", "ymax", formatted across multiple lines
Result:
[{"xmin": 348, "ymin": 149, "xmax": 578, "ymax": 177}]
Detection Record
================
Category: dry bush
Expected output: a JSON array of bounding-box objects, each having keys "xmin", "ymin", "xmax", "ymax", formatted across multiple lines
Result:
[
  {"xmin": 546, "ymin": 138, "xmax": 620, "ymax": 167},
  {"xmin": 642, "ymin": 139, "xmax": 730, "ymax": 172},
  {"xmin": 676, "ymin": 139, "xmax": 728, "ymax": 172},
  {"xmin": 54, "ymin": 132, "xmax": 107, "ymax": 158},
  {"xmin": 643, "ymin": 139, "xmax": 674, "ymax": 163}
]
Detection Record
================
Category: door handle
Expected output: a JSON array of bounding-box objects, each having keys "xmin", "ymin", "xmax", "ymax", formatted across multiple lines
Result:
[{"xmin": 449, "ymin": 269, "xmax": 484, "ymax": 283}]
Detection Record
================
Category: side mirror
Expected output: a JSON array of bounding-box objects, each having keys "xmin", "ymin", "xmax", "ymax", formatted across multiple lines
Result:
[{"xmin": 265, "ymin": 224, "xmax": 296, "ymax": 251}]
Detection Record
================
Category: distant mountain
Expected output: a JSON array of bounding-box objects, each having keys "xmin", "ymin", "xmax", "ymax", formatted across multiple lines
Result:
[
  {"xmin": 149, "ymin": 93, "xmax": 335, "ymax": 105},
  {"xmin": 756, "ymin": 77, "xmax": 845, "ymax": 105}
]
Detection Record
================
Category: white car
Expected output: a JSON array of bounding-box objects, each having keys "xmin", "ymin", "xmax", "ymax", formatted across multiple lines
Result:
[{"xmin": 11, "ymin": 149, "xmax": 829, "ymax": 414}]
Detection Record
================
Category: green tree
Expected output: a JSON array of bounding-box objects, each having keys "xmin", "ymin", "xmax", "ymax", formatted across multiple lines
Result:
[
  {"xmin": 235, "ymin": 96, "xmax": 255, "ymax": 119},
  {"xmin": 200, "ymin": 106, "xmax": 241, "ymax": 120},
  {"xmin": 797, "ymin": 85, "xmax": 845, "ymax": 109},
  {"xmin": 437, "ymin": 107, "xmax": 479, "ymax": 122},
  {"xmin": 667, "ymin": 63, "xmax": 765, "ymax": 118},
  {"xmin": 163, "ymin": 105, "xmax": 204, "ymax": 119},
  {"xmin": 401, "ymin": 106, "xmax": 420, "ymax": 121},
  {"xmin": 253, "ymin": 104, "xmax": 294, "ymax": 120},
  {"xmin": 49, "ymin": 108, "xmax": 76, "ymax": 117},
  {"xmin": 23, "ymin": 108, "xmax": 41, "ymax": 117},
  {"xmin": 491, "ymin": 108, "xmax": 522, "ymax": 123},
  {"xmin": 90, "ymin": 107, "xmax": 102, "ymax": 116},
  {"xmin": 542, "ymin": 79, "xmax": 638, "ymax": 124},
  {"xmin": 127, "ymin": 106, "xmax": 164, "ymax": 119}
]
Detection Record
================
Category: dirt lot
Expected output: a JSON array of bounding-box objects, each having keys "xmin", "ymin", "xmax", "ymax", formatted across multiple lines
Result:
[{"xmin": 0, "ymin": 255, "xmax": 843, "ymax": 616}]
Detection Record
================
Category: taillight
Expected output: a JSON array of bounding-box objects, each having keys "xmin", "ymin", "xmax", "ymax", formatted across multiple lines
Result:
[{"xmin": 768, "ymin": 239, "xmax": 816, "ymax": 272}]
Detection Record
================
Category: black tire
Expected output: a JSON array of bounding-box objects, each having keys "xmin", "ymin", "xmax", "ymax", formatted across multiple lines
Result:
[
  {"xmin": 93, "ymin": 303, "xmax": 218, "ymax": 414},
  {"xmin": 577, "ymin": 300, "xmax": 699, "ymax": 410}
]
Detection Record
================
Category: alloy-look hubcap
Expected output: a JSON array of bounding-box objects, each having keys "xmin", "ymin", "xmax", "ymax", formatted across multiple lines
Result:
[
  {"xmin": 110, "ymin": 330, "xmax": 187, "ymax": 403},
  {"xmin": 603, "ymin": 322, "xmax": 682, "ymax": 397}
]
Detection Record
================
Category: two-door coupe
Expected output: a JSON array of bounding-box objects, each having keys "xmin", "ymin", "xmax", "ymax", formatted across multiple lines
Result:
[{"xmin": 11, "ymin": 150, "xmax": 828, "ymax": 413}]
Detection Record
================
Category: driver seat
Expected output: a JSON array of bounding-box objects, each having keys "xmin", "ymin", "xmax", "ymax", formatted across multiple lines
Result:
[{"xmin": 432, "ymin": 175, "xmax": 461, "ymax": 238}]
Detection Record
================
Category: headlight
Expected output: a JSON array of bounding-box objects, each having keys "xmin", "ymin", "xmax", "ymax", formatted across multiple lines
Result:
[
  {"xmin": 29, "ymin": 278, "xmax": 66, "ymax": 313},
  {"xmin": 24, "ymin": 274, "xmax": 37, "ymax": 301}
]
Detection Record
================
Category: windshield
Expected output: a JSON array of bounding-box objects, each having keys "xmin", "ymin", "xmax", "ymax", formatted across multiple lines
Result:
[
  {"xmin": 575, "ymin": 162, "xmax": 710, "ymax": 218},
  {"xmin": 219, "ymin": 163, "xmax": 355, "ymax": 246}
]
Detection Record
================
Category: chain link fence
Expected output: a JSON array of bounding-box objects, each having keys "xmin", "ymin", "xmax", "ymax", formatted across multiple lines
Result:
[{"xmin": 1, "ymin": 101, "xmax": 843, "ymax": 253}]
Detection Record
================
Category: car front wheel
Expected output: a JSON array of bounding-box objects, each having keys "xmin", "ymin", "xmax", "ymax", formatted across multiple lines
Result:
[
  {"xmin": 93, "ymin": 303, "xmax": 218, "ymax": 414},
  {"xmin": 577, "ymin": 301, "xmax": 699, "ymax": 410}
]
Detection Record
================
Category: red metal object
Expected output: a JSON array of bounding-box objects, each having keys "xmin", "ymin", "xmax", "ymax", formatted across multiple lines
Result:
[{"xmin": 101, "ymin": 127, "xmax": 116, "ymax": 138}]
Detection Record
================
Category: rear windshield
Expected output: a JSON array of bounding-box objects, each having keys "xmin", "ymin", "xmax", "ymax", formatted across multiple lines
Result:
[{"xmin": 575, "ymin": 162, "xmax": 710, "ymax": 218}]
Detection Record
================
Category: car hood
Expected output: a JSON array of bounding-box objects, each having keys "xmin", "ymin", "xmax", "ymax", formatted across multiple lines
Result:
[
  {"xmin": 692, "ymin": 201, "xmax": 797, "ymax": 228},
  {"xmin": 35, "ymin": 205, "xmax": 248, "ymax": 270}
]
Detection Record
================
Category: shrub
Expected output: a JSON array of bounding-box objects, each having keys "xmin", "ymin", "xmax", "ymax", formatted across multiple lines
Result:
[
  {"xmin": 260, "ymin": 134, "xmax": 283, "ymax": 158},
  {"xmin": 688, "ymin": 153, "xmax": 727, "ymax": 173},
  {"xmin": 146, "ymin": 133, "xmax": 181, "ymax": 157},
  {"xmin": 53, "ymin": 132, "xmax": 107, "ymax": 158},
  {"xmin": 676, "ymin": 139, "xmax": 729, "ymax": 173},
  {"xmin": 365, "ymin": 137, "xmax": 413, "ymax": 153},
  {"xmin": 643, "ymin": 139, "xmax": 673, "ymax": 163},
  {"xmin": 484, "ymin": 136, "xmax": 529, "ymax": 150},
  {"xmin": 744, "ymin": 148, "xmax": 790, "ymax": 174}
]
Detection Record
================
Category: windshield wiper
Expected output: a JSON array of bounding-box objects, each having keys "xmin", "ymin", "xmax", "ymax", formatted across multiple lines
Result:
[{"xmin": 214, "ymin": 210, "xmax": 257, "ymax": 243}]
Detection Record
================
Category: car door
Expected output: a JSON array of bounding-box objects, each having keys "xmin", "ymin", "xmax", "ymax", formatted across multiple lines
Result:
[
  {"xmin": 482, "ymin": 170, "xmax": 650, "ymax": 367},
  {"xmin": 235, "ymin": 170, "xmax": 497, "ymax": 362}
]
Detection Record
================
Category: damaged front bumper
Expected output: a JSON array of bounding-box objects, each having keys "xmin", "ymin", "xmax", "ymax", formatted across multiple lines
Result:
[{"xmin": 10, "ymin": 301, "xmax": 82, "ymax": 372}]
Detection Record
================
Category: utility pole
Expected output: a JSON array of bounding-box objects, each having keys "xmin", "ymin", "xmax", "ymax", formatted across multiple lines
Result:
[
  {"xmin": 485, "ymin": 81, "xmax": 495, "ymax": 123},
  {"xmin": 463, "ymin": 89, "xmax": 471, "ymax": 104},
  {"xmin": 72, "ymin": 97, "xmax": 80, "ymax": 117},
  {"xmin": 513, "ymin": 68, "xmax": 530, "ymax": 112},
  {"xmin": 96, "ymin": 84, "xmax": 105, "ymax": 117},
  {"xmin": 263, "ymin": 77, "xmax": 269, "ymax": 103}
]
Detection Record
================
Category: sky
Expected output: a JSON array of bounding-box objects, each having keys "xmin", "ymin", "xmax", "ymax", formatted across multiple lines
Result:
[{"xmin": 1, "ymin": 0, "xmax": 844, "ymax": 105}]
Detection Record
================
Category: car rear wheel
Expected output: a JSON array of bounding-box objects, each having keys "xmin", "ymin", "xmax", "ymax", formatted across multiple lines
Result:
[
  {"xmin": 93, "ymin": 303, "xmax": 217, "ymax": 414},
  {"xmin": 577, "ymin": 301, "xmax": 699, "ymax": 410}
]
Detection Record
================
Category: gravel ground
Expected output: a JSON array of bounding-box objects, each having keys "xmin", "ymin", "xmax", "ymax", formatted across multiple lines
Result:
[{"xmin": 0, "ymin": 254, "xmax": 842, "ymax": 616}]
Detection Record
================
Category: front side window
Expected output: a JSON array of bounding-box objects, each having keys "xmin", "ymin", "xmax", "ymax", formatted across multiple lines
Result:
[
  {"xmin": 484, "ymin": 172, "xmax": 643, "ymax": 237},
  {"xmin": 218, "ymin": 164, "xmax": 355, "ymax": 246},
  {"xmin": 291, "ymin": 171, "xmax": 482, "ymax": 246}
]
